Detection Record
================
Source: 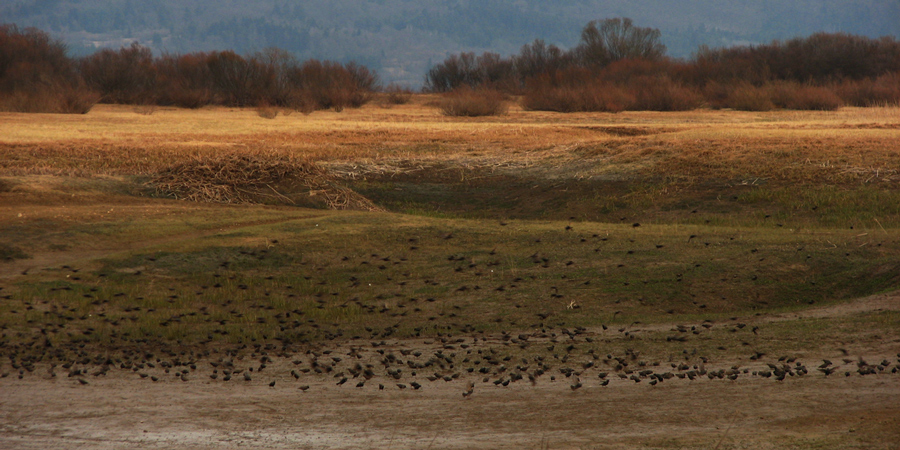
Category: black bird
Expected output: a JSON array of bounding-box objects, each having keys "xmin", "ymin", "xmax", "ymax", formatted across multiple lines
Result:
[
  {"xmin": 299, "ymin": 385, "xmax": 310, "ymax": 391},
  {"xmin": 269, "ymin": 380, "xmax": 276, "ymax": 387}
]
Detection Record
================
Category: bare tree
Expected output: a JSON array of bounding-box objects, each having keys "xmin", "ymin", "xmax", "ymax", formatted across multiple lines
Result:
[{"xmin": 576, "ymin": 18, "xmax": 666, "ymax": 68}]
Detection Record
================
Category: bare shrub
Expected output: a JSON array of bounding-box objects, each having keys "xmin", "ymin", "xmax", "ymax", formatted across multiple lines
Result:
[
  {"xmin": 836, "ymin": 72, "xmax": 900, "ymax": 106},
  {"xmin": 168, "ymin": 87, "xmax": 212, "ymax": 109},
  {"xmin": 726, "ymin": 84, "xmax": 775, "ymax": 111},
  {"xmin": 133, "ymin": 103, "xmax": 158, "ymax": 115},
  {"xmin": 627, "ymin": 76, "xmax": 702, "ymax": 111},
  {"xmin": 379, "ymin": 83, "xmax": 413, "ymax": 106},
  {"xmin": 285, "ymin": 89, "xmax": 317, "ymax": 114},
  {"xmin": 0, "ymin": 82, "xmax": 99, "ymax": 114},
  {"xmin": 770, "ymin": 82, "xmax": 842, "ymax": 110},
  {"xmin": 256, "ymin": 103, "xmax": 279, "ymax": 119},
  {"xmin": 438, "ymin": 88, "xmax": 508, "ymax": 117},
  {"xmin": 523, "ymin": 83, "xmax": 632, "ymax": 113}
]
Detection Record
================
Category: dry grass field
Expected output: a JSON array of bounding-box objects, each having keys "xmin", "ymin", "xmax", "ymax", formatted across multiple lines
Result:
[{"xmin": 1, "ymin": 99, "xmax": 899, "ymax": 449}]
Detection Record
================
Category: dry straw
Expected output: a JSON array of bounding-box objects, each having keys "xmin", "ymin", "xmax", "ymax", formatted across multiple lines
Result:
[{"xmin": 148, "ymin": 154, "xmax": 381, "ymax": 211}]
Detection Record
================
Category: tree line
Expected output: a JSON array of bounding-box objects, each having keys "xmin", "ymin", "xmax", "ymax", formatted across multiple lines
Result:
[
  {"xmin": 0, "ymin": 24, "xmax": 377, "ymax": 114},
  {"xmin": 2, "ymin": 19, "xmax": 899, "ymax": 114},
  {"xmin": 426, "ymin": 18, "xmax": 900, "ymax": 112}
]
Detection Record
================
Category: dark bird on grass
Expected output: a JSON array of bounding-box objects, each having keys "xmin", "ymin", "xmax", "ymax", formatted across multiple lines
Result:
[
  {"xmin": 151, "ymin": 376, "xmax": 159, "ymax": 382},
  {"xmin": 411, "ymin": 382, "xmax": 422, "ymax": 390},
  {"xmin": 570, "ymin": 379, "xmax": 582, "ymax": 391},
  {"xmin": 243, "ymin": 372, "xmax": 252, "ymax": 381},
  {"xmin": 269, "ymin": 380, "xmax": 276, "ymax": 387},
  {"xmin": 397, "ymin": 383, "xmax": 407, "ymax": 389},
  {"xmin": 336, "ymin": 377, "xmax": 348, "ymax": 385},
  {"xmin": 78, "ymin": 378, "xmax": 89, "ymax": 385},
  {"xmin": 299, "ymin": 385, "xmax": 310, "ymax": 391}
]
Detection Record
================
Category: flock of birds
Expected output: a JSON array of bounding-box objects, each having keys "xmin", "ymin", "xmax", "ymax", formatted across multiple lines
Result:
[
  {"xmin": 2, "ymin": 318, "xmax": 898, "ymax": 394},
  {"xmin": 0, "ymin": 221, "xmax": 896, "ymax": 395}
]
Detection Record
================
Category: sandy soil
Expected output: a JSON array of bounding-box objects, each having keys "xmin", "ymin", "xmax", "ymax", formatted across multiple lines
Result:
[{"xmin": 1, "ymin": 363, "xmax": 897, "ymax": 450}]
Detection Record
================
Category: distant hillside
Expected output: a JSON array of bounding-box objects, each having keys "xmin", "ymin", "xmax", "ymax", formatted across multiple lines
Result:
[{"xmin": 4, "ymin": 0, "xmax": 899, "ymax": 86}]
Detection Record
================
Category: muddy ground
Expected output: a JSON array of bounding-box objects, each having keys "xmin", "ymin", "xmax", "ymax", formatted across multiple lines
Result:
[{"xmin": 2, "ymin": 294, "xmax": 898, "ymax": 450}]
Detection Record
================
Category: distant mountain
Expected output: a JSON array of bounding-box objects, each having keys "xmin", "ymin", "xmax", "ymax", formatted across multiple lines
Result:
[{"xmin": 4, "ymin": 0, "xmax": 899, "ymax": 86}]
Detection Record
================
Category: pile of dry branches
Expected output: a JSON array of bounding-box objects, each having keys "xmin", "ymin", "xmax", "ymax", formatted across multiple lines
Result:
[{"xmin": 148, "ymin": 154, "xmax": 381, "ymax": 211}]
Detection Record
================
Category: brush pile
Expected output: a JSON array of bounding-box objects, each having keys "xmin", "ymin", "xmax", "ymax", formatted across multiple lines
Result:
[{"xmin": 148, "ymin": 154, "xmax": 381, "ymax": 211}]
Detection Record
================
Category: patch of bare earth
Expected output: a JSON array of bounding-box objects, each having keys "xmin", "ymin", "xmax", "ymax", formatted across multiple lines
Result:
[{"xmin": 1, "ymin": 292, "xmax": 897, "ymax": 450}]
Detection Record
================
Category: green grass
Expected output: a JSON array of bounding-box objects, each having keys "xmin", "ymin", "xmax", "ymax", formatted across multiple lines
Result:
[{"xmin": 2, "ymin": 208, "xmax": 897, "ymax": 352}]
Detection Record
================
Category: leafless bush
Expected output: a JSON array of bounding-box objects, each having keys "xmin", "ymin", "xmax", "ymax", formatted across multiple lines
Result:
[
  {"xmin": 835, "ymin": 72, "xmax": 900, "ymax": 106},
  {"xmin": 438, "ymin": 88, "xmax": 508, "ymax": 116},
  {"xmin": 379, "ymin": 83, "xmax": 413, "ymax": 106},
  {"xmin": 523, "ymin": 83, "xmax": 632, "ymax": 113},
  {"xmin": 256, "ymin": 104, "xmax": 279, "ymax": 119},
  {"xmin": 133, "ymin": 103, "xmax": 158, "ymax": 115},
  {"xmin": 769, "ymin": 82, "xmax": 842, "ymax": 110},
  {"xmin": 726, "ymin": 84, "xmax": 775, "ymax": 111},
  {"xmin": 627, "ymin": 76, "xmax": 702, "ymax": 111}
]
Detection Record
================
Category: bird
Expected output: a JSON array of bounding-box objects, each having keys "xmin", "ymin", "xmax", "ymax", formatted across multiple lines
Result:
[
  {"xmin": 299, "ymin": 385, "xmax": 310, "ymax": 391},
  {"xmin": 269, "ymin": 380, "xmax": 276, "ymax": 387}
]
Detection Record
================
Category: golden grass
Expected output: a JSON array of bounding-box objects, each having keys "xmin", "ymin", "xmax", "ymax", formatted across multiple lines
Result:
[{"xmin": 1, "ymin": 99, "xmax": 897, "ymax": 200}]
